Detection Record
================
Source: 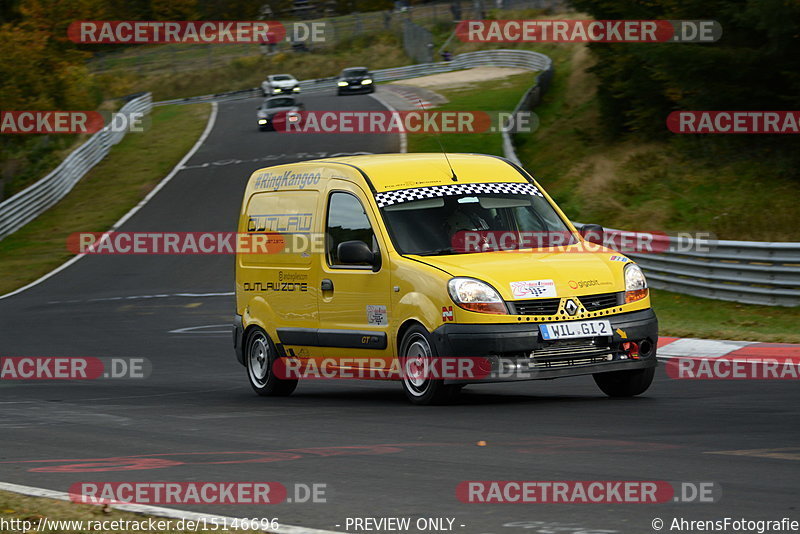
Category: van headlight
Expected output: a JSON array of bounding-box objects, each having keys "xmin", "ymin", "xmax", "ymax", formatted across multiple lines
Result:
[
  {"xmin": 624, "ymin": 263, "xmax": 648, "ymax": 303},
  {"xmin": 361, "ymin": 79, "xmax": 373, "ymax": 85},
  {"xmin": 337, "ymin": 81, "xmax": 348, "ymax": 87},
  {"xmin": 448, "ymin": 277, "xmax": 508, "ymax": 315}
]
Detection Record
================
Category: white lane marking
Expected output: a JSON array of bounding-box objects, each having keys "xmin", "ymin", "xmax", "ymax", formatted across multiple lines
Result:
[
  {"xmin": 48, "ymin": 291, "xmax": 233, "ymax": 305},
  {"xmin": 0, "ymin": 102, "xmax": 220, "ymax": 302},
  {"xmin": 369, "ymin": 92, "xmax": 407, "ymax": 153},
  {"xmin": 169, "ymin": 324, "xmax": 229, "ymax": 335},
  {"xmin": 657, "ymin": 338, "xmax": 757, "ymax": 359},
  {"xmin": 0, "ymin": 481, "xmax": 347, "ymax": 534}
]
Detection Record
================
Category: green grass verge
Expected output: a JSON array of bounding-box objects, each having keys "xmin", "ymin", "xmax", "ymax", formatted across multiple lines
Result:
[
  {"xmin": 0, "ymin": 103, "xmax": 210, "ymax": 296},
  {"xmin": 405, "ymin": 72, "xmax": 537, "ymax": 154},
  {"xmin": 652, "ymin": 288, "xmax": 800, "ymax": 344},
  {"xmin": 0, "ymin": 490, "xmax": 268, "ymax": 534}
]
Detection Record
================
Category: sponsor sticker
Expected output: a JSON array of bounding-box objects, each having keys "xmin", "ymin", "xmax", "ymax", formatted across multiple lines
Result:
[
  {"xmin": 366, "ymin": 305, "xmax": 387, "ymax": 326},
  {"xmin": 610, "ymin": 255, "xmax": 629, "ymax": 262},
  {"xmin": 442, "ymin": 306, "xmax": 454, "ymax": 322},
  {"xmin": 510, "ymin": 279, "xmax": 557, "ymax": 299}
]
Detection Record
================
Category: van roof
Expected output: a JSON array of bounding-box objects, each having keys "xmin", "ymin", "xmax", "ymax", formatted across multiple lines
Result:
[{"xmin": 323, "ymin": 153, "xmax": 531, "ymax": 192}]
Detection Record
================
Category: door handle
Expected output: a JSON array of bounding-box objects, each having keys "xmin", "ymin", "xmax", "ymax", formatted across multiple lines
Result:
[{"xmin": 321, "ymin": 279, "xmax": 334, "ymax": 292}]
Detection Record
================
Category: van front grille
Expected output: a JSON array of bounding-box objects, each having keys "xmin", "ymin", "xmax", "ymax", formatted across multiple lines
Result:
[
  {"xmin": 510, "ymin": 292, "xmax": 623, "ymax": 316},
  {"xmin": 510, "ymin": 298, "xmax": 561, "ymax": 315},
  {"xmin": 578, "ymin": 292, "xmax": 622, "ymax": 311}
]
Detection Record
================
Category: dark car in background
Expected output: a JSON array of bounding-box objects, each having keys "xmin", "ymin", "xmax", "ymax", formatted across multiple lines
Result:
[
  {"xmin": 337, "ymin": 67, "xmax": 375, "ymax": 95},
  {"xmin": 256, "ymin": 96, "xmax": 304, "ymax": 131}
]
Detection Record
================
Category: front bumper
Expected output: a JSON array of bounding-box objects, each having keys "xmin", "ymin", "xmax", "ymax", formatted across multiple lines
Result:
[
  {"xmin": 431, "ymin": 309, "xmax": 658, "ymax": 383},
  {"xmin": 338, "ymin": 84, "xmax": 373, "ymax": 93}
]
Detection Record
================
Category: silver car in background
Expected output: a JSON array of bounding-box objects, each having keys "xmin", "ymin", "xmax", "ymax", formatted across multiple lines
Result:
[{"xmin": 261, "ymin": 74, "xmax": 300, "ymax": 96}]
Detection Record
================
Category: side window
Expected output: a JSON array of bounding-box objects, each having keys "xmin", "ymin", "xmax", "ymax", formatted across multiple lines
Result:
[{"xmin": 326, "ymin": 192, "xmax": 377, "ymax": 266}]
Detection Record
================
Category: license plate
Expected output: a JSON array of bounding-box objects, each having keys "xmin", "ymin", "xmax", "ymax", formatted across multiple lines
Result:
[{"xmin": 539, "ymin": 319, "xmax": 612, "ymax": 340}]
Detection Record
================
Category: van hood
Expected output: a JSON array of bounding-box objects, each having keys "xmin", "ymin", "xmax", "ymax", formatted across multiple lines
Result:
[{"xmin": 409, "ymin": 247, "xmax": 628, "ymax": 300}]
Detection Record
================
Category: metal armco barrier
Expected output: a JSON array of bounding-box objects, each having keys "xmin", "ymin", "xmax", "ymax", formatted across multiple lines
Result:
[
  {"xmin": 627, "ymin": 240, "xmax": 800, "ymax": 307},
  {"xmin": 0, "ymin": 93, "xmax": 153, "ymax": 241}
]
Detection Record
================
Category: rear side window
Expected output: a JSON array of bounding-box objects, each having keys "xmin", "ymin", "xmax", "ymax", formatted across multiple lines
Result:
[{"xmin": 326, "ymin": 192, "xmax": 377, "ymax": 266}]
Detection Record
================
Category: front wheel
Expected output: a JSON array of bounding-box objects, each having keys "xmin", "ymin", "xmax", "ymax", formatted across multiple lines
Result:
[
  {"xmin": 246, "ymin": 327, "xmax": 298, "ymax": 397},
  {"xmin": 399, "ymin": 325, "xmax": 461, "ymax": 405},
  {"xmin": 593, "ymin": 367, "xmax": 654, "ymax": 397}
]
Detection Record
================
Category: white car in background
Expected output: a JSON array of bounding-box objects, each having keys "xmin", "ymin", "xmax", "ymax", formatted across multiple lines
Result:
[{"xmin": 261, "ymin": 74, "xmax": 300, "ymax": 96}]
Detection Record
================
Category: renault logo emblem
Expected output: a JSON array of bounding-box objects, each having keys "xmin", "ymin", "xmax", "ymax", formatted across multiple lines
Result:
[{"xmin": 564, "ymin": 299, "xmax": 579, "ymax": 316}]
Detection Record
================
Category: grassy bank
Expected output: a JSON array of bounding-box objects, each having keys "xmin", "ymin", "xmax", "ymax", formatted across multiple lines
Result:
[
  {"xmin": 511, "ymin": 43, "xmax": 800, "ymax": 241},
  {"xmin": 405, "ymin": 72, "xmax": 536, "ymax": 154},
  {"xmin": 0, "ymin": 103, "xmax": 210, "ymax": 295},
  {"xmin": 92, "ymin": 34, "xmax": 410, "ymax": 102}
]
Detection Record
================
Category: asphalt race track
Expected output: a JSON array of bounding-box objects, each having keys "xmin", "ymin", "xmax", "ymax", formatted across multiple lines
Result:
[{"xmin": 0, "ymin": 91, "xmax": 798, "ymax": 534}]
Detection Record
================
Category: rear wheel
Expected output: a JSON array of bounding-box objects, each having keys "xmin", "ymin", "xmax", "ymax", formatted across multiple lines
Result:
[
  {"xmin": 593, "ymin": 367, "xmax": 654, "ymax": 397},
  {"xmin": 399, "ymin": 325, "xmax": 461, "ymax": 405},
  {"xmin": 246, "ymin": 327, "xmax": 298, "ymax": 397}
]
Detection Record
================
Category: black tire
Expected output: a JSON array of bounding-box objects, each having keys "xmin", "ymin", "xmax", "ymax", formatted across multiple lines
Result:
[
  {"xmin": 399, "ymin": 325, "xmax": 461, "ymax": 405},
  {"xmin": 245, "ymin": 327, "xmax": 298, "ymax": 397},
  {"xmin": 593, "ymin": 367, "xmax": 655, "ymax": 397}
]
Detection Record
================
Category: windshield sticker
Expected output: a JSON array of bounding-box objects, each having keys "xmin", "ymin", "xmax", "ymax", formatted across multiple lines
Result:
[
  {"xmin": 375, "ymin": 182, "xmax": 542, "ymax": 208},
  {"xmin": 510, "ymin": 279, "xmax": 557, "ymax": 299}
]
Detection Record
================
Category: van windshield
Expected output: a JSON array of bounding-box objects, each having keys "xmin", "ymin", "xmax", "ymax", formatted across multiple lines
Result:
[{"xmin": 380, "ymin": 191, "xmax": 576, "ymax": 255}]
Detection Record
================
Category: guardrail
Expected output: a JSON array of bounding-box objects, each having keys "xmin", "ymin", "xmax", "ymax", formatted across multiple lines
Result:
[
  {"xmin": 0, "ymin": 93, "xmax": 153, "ymax": 240},
  {"xmin": 155, "ymin": 49, "xmax": 553, "ymax": 106},
  {"xmin": 626, "ymin": 239, "xmax": 800, "ymax": 307},
  {"xmin": 570, "ymin": 226, "xmax": 800, "ymax": 307}
]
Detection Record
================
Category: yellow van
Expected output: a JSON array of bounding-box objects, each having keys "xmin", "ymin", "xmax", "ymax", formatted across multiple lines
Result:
[{"xmin": 233, "ymin": 154, "xmax": 657, "ymax": 404}]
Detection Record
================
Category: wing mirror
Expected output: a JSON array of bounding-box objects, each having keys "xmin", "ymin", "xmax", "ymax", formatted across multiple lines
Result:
[
  {"xmin": 337, "ymin": 240, "xmax": 381, "ymax": 271},
  {"xmin": 580, "ymin": 224, "xmax": 605, "ymax": 245}
]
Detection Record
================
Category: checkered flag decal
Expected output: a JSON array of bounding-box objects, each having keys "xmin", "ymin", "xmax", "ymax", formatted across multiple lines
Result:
[{"xmin": 375, "ymin": 182, "xmax": 543, "ymax": 208}]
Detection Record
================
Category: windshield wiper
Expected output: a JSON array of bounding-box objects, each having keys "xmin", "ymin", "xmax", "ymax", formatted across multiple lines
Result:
[{"xmin": 413, "ymin": 247, "xmax": 459, "ymax": 256}]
